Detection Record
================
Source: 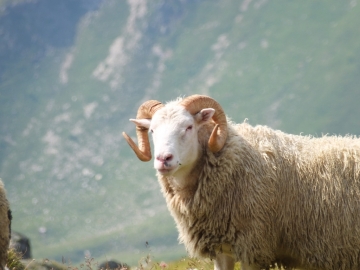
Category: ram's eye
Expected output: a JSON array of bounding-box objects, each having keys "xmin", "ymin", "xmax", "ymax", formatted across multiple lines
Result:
[
  {"xmin": 150, "ymin": 129, "xmax": 154, "ymax": 133},
  {"xmin": 186, "ymin": 125, "xmax": 193, "ymax": 131}
]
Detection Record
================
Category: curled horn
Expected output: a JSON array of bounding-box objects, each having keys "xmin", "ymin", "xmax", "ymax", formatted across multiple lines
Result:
[
  {"xmin": 180, "ymin": 95, "xmax": 227, "ymax": 153},
  {"xmin": 122, "ymin": 100, "xmax": 164, "ymax": 161}
]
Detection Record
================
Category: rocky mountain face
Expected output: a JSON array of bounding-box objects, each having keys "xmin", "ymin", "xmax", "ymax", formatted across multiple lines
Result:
[{"xmin": 1, "ymin": 0, "xmax": 359, "ymax": 265}]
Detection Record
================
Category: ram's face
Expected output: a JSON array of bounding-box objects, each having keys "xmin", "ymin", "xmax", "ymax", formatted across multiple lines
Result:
[
  {"xmin": 124, "ymin": 95, "xmax": 228, "ymax": 166},
  {"xmin": 150, "ymin": 106, "xmax": 200, "ymax": 175},
  {"xmin": 131, "ymin": 105, "xmax": 215, "ymax": 176}
]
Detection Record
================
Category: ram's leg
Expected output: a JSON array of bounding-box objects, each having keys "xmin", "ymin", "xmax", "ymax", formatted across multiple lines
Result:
[
  {"xmin": 214, "ymin": 253, "xmax": 235, "ymax": 270},
  {"xmin": 240, "ymin": 263, "xmax": 261, "ymax": 270}
]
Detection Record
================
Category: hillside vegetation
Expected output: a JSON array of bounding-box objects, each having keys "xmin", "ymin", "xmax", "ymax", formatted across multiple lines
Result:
[{"xmin": 1, "ymin": 0, "xmax": 360, "ymax": 265}]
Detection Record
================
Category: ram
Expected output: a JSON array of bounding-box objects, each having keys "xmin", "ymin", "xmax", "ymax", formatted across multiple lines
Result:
[
  {"xmin": 123, "ymin": 95, "xmax": 360, "ymax": 270},
  {"xmin": 0, "ymin": 179, "xmax": 11, "ymax": 270}
]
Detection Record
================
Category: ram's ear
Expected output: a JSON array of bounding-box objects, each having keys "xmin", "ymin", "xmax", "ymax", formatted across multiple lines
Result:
[
  {"xmin": 130, "ymin": 118, "xmax": 151, "ymax": 129},
  {"xmin": 195, "ymin": 108, "xmax": 215, "ymax": 125}
]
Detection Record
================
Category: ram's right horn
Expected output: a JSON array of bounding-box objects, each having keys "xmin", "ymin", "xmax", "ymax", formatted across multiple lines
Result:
[{"xmin": 122, "ymin": 100, "xmax": 164, "ymax": 161}]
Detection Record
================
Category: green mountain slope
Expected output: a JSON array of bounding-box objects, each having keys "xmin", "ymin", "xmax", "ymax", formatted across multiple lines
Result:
[{"xmin": 1, "ymin": 0, "xmax": 360, "ymax": 265}]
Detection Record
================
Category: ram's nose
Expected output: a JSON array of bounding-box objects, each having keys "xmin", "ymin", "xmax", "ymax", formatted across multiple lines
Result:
[
  {"xmin": 154, "ymin": 153, "xmax": 177, "ymax": 175},
  {"xmin": 156, "ymin": 153, "xmax": 174, "ymax": 164}
]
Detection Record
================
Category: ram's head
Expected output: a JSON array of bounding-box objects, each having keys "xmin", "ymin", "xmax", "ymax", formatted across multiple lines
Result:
[{"xmin": 122, "ymin": 95, "xmax": 227, "ymax": 176}]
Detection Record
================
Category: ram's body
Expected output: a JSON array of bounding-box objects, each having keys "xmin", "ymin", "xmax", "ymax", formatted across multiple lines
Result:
[
  {"xmin": 123, "ymin": 95, "xmax": 360, "ymax": 270},
  {"xmin": 0, "ymin": 180, "xmax": 11, "ymax": 270},
  {"xmin": 158, "ymin": 121, "xmax": 360, "ymax": 269}
]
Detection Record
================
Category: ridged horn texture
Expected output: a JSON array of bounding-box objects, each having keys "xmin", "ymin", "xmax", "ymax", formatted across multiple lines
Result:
[
  {"xmin": 122, "ymin": 100, "xmax": 164, "ymax": 161},
  {"xmin": 180, "ymin": 95, "xmax": 228, "ymax": 153}
]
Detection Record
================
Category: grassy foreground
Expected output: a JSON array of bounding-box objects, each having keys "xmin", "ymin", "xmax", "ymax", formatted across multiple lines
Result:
[
  {"xmin": 7, "ymin": 248, "xmax": 294, "ymax": 270},
  {"xmin": 7, "ymin": 248, "xmax": 251, "ymax": 270}
]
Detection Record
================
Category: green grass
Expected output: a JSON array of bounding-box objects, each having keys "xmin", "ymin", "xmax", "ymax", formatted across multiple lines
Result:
[{"xmin": 9, "ymin": 248, "xmax": 289, "ymax": 270}]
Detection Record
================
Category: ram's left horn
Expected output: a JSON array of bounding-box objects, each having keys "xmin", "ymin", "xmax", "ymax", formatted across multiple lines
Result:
[{"xmin": 181, "ymin": 95, "xmax": 227, "ymax": 153}]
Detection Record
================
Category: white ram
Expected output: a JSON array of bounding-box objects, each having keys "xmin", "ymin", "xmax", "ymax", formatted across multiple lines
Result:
[{"xmin": 123, "ymin": 95, "xmax": 360, "ymax": 270}]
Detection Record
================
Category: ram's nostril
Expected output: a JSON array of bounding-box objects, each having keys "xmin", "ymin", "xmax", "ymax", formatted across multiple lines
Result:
[{"xmin": 165, "ymin": 154, "xmax": 173, "ymax": 162}]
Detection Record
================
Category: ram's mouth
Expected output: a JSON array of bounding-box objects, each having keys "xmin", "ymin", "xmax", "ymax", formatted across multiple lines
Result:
[
  {"xmin": 155, "ymin": 164, "xmax": 179, "ymax": 175},
  {"xmin": 154, "ymin": 160, "xmax": 179, "ymax": 175}
]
